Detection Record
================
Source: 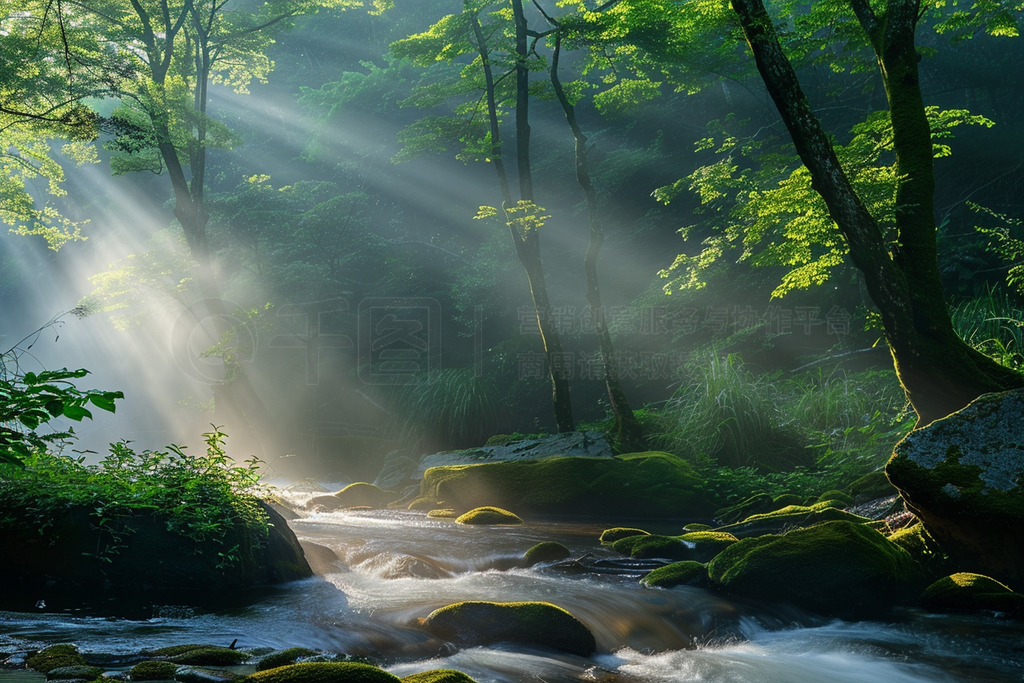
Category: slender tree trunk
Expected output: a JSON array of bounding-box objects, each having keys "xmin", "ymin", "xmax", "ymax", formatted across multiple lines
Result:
[
  {"xmin": 475, "ymin": 4, "xmax": 575, "ymax": 432},
  {"xmin": 549, "ymin": 32, "xmax": 641, "ymax": 449},
  {"xmin": 731, "ymin": 0, "xmax": 1024, "ymax": 426}
]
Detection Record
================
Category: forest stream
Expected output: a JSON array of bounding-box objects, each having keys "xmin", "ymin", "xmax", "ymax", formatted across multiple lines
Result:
[{"xmin": 2, "ymin": 500, "xmax": 1024, "ymax": 683}]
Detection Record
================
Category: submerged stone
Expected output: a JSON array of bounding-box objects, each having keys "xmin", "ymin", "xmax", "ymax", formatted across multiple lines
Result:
[
  {"xmin": 886, "ymin": 388, "xmax": 1024, "ymax": 582},
  {"xmin": 708, "ymin": 520, "xmax": 921, "ymax": 617},
  {"xmin": 420, "ymin": 600, "xmax": 596, "ymax": 656}
]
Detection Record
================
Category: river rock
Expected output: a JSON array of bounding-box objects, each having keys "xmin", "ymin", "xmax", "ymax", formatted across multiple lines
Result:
[
  {"xmin": 334, "ymin": 483, "xmax": 401, "ymax": 509},
  {"xmin": 129, "ymin": 661, "xmax": 179, "ymax": 681},
  {"xmin": 299, "ymin": 541, "xmax": 346, "ymax": 576},
  {"xmin": 255, "ymin": 649, "xmax": 318, "ymax": 672},
  {"xmin": 599, "ymin": 528, "xmax": 650, "ymax": 545},
  {"xmin": 246, "ymin": 662, "xmax": 399, "ymax": 683},
  {"xmin": 46, "ymin": 666, "xmax": 104, "ymax": 681},
  {"xmin": 419, "ymin": 453, "xmax": 711, "ymax": 519},
  {"xmin": 641, "ymin": 561, "xmax": 708, "ymax": 589},
  {"xmin": 305, "ymin": 496, "xmax": 344, "ymax": 512},
  {"xmin": 886, "ymin": 388, "xmax": 1024, "ymax": 582},
  {"xmin": 707, "ymin": 520, "xmax": 921, "ymax": 617},
  {"xmin": 415, "ymin": 432, "xmax": 614, "ymax": 478},
  {"xmin": 374, "ymin": 451, "xmax": 420, "ymax": 490},
  {"xmin": 27, "ymin": 645, "xmax": 86, "ymax": 673},
  {"xmin": 612, "ymin": 535, "xmax": 691, "ymax": 561},
  {"xmin": 454, "ymin": 507, "xmax": 522, "ymax": 525},
  {"xmin": 399, "ymin": 671, "xmax": 479, "ymax": 683},
  {"xmin": 420, "ymin": 601, "xmax": 596, "ymax": 656},
  {"xmin": 523, "ymin": 542, "xmax": 572, "ymax": 566},
  {"xmin": 919, "ymin": 572, "xmax": 1024, "ymax": 615}
]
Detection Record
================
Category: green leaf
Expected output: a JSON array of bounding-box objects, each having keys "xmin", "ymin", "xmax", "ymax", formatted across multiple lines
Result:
[{"xmin": 63, "ymin": 405, "xmax": 93, "ymax": 421}]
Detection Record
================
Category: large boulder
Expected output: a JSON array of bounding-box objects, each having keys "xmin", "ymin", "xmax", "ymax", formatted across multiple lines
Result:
[
  {"xmin": 420, "ymin": 601, "xmax": 596, "ymax": 656},
  {"xmin": 886, "ymin": 388, "xmax": 1024, "ymax": 582},
  {"xmin": 919, "ymin": 572, "xmax": 1024, "ymax": 615},
  {"xmin": 707, "ymin": 520, "xmax": 921, "ymax": 616},
  {"xmin": 415, "ymin": 432, "xmax": 614, "ymax": 478},
  {"xmin": 0, "ymin": 500, "xmax": 311, "ymax": 610},
  {"xmin": 334, "ymin": 483, "xmax": 400, "ymax": 509},
  {"xmin": 419, "ymin": 453, "xmax": 712, "ymax": 519}
]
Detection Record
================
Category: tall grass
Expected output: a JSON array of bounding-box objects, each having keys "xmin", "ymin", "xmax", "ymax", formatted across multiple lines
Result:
[{"xmin": 949, "ymin": 287, "xmax": 1024, "ymax": 370}]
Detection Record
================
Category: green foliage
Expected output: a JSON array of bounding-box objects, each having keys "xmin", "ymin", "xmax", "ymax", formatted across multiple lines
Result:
[
  {"xmin": 949, "ymin": 287, "xmax": 1024, "ymax": 370},
  {"xmin": 0, "ymin": 427, "xmax": 270, "ymax": 567}
]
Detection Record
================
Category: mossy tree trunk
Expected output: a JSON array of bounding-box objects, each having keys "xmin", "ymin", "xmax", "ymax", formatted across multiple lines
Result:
[
  {"xmin": 731, "ymin": 0, "xmax": 1024, "ymax": 426},
  {"xmin": 548, "ymin": 30, "xmax": 642, "ymax": 449}
]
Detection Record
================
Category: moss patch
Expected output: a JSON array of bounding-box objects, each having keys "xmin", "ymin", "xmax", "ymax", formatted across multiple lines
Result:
[
  {"xmin": 334, "ymin": 483, "xmax": 400, "ymax": 509},
  {"xmin": 816, "ymin": 490, "xmax": 853, "ymax": 507},
  {"xmin": 612, "ymin": 534, "xmax": 690, "ymax": 561},
  {"xmin": 679, "ymin": 531, "xmax": 738, "ymax": 562},
  {"xmin": 47, "ymin": 666, "xmax": 104, "ymax": 681},
  {"xmin": 399, "ymin": 670, "xmax": 479, "ymax": 683},
  {"xmin": 167, "ymin": 648, "xmax": 248, "ymax": 666},
  {"xmin": 407, "ymin": 497, "xmax": 442, "ymax": 511},
  {"xmin": 524, "ymin": 541, "xmax": 571, "ymax": 566},
  {"xmin": 887, "ymin": 522, "xmax": 954, "ymax": 581},
  {"xmin": 245, "ymin": 662, "xmax": 399, "ymax": 683},
  {"xmin": 641, "ymin": 561, "xmax": 707, "ymax": 589},
  {"xmin": 682, "ymin": 523, "xmax": 713, "ymax": 532},
  {"xmin": 27, "ymin": 645, "xmax": 86, "ymax": 673},
  {"xmin": 708, "ymin": 520, "xmax": 921, "ymax": 616},
  {"xmin": 420, "ymin": 453, "xmax": 711, "ymax": 519},
  {"xmin": 599, "ymin": 527, "xmax": 649, "ymax": 545},
  {"xmin": 255, "ymin": 649, "xmax": 318, "ymax": 672},
  {"xmin": 130, "ymin": 661, "xmax": 180, "ymax": 681},
  {"xmin": 454, "ymin": 507, "xmax": 522, "ymax": 525},
  {"xmin": 421, "ymin": 601, "xmax": 595, "ymax": 657},
  {"xmin": 426, "ymin": 509, "xmax": 457, "ymax": 519},
  {"xmin": 920, "ymin": 573, "xmax": 1024, "ymax": 615},
  {"xmin": 718, "ymin": 502, "xmax": 870, "ymax": 538}
]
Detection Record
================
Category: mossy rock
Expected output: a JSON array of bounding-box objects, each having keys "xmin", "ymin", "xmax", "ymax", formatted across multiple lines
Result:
[
  {"xmin": 612, "ymin": 534, "xmax": 690, "ymax": 561},
  {"xmin": 920, "ymin": 573, "xmax": 1024, "ymax": 615},
  {"xmin": 174, "ymin": 667, "xmax": 243, "ymax": 683},
  {"xmin": 47, "ymin": 666, "xmax": 104, "ymax": 681},
  {"xmin": 305, "ymin": 496, "xmax": 343, "ymax": 512},
  {"xmin": 714, "ymin": 493, "xmax": 774, "ymax": 526},
  {"xmin": 28, "ymin": 645, "xmax": 86, "ymax": 673},
  {"xmin": 426, "ymin": 509, "xmax": 457, "ymax": 519},
  {"xmin": 887, "ymin": 522, "xmax": 954, "ymax": 581},
  {"xmin": 679, "ymin": 531, "xmax": 738, "ymax": 562},
  {"xmin": 718, "ymin": 501, "xmax": 870, "ymax": 538},
  {"xmin": 849, "ymin": 471, "xmax": 897, "ymax": 503},
  {"xmin": 167, "ymin": 648, "xmax": 248, "ymax": 666},
  {"xmin": 334, "ymin": 483, "xmax": 400, "ymax": 509},
  {"xmin": 524, "ymin": 542, "xmax": 571, "ymax": 566},
  {"xmin": 407, "ymin": 497, "xmax": 442, "ymax": 511},
  {"xmin": 772, "ymin": 494, "xmax": 804, "ymax": 509},
  {"xmin": 245, "ymin": 662, "xmax": 399, "ymax": 683},
  {"xmin": 420, "ymin": 601, "xmax": 595, "ymax": 657},
  {"xmin": 682, "ymin": 523, "xmax": 713, "ymax": 532},
  {"xmin": 147, "ymin": 646, "xmax": 212, "ymax": 658},
  {"xmin": 130, "ymin": 661, "xmax": 180, "ymax": 681},
  {"xmin": 886, "ymin": 388, "xmax": 1024, "ymax": 583},
  {"xmin": 641, "ymin": 561, "xmax": 707, "ymax": 589},
  {"xmin": 816, "ymin": 490, "xmax": 853, "ymax": 507},
  {"xmin": 255, "ymin": 649, "xmax": 318, "ymax": 672},
  {"xmin": 598, "ymin": 527, "xmax": 650, "ymax": 545},
  {"xmin": 455, "ymin": 507, "xmax": 522, "ymax": 525},
  {"xmin": 708, "ymin": 520, "xmax": 921, "ymax": 616},
  {"xmin": 420, "ymin": 453, "xmax": 711, "ymax": 519},
  {"xmin": 399, "ymin": 670, "xmax": 479, "ymax": 683}
]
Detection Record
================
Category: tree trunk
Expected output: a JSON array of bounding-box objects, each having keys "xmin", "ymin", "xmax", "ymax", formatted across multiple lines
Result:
[
  {"xmin": 731, "ymin": 0, "xmax": 1024, "ymax": 426},
  {"xmin": 550, "ymin": 31, "xmax": 641, "ymax": 449}
]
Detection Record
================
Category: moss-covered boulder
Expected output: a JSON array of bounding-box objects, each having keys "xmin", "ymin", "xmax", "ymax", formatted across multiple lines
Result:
[
  {"xmin": 47, "ymin": 666, "xmax": 104, "ymax": 681},
  {"xmin": 816, "ymin": 490, "xmax": 854, "ymax": 507},
  {"xmin": 426, "ymin": 509, "xmax": 457, "ymax": 519},
  {"xmin": 524, "ymin": 542, "xmax": 571, "ymax": 566},
  {"xmin": 166, "ymin": 648, "xmax": 248, "ymax": 666},
  {"xmin": 887, "ymin": 522, "xmax": 954, "ymax": 581},
  {"xmin": 305, "ymin": 496, "xmax": 344, "ymax": 512},
  {"xmin": 771, "ymin": 494, "xmax": 804, "ymax": 509},
  {"xmin": 27, "ymin": 645, "xmax": 86, "ymax": 673},
  {"xmin": 420, "ymin": 601, "xmax": 596, "ymax": 656},
  {"xmin": 255, "ymin": 649, "xmax": 318, "ymax": 672},
  {"xmin": 849, "ymin": 470, "xmax": 897, "ymax": 503},
  {"xmin": 886, "ymin": 388, "xmax": 1024, "ymax": 583},
  {"xmin": 454, "ymin": 507, "xmax": 522, "ymax": 525},
  {"xmin": 717, "ymin": 502, "xmax": 870, "ymax": 538},
  {"xmin": 612, "ymin": 534, "xmax": 691, "ymax": 561},
  {"xmin": 420, "ymin": 453, "xmax": 711, "ymax": 519},
  {"xmin": 708, "ymin": 520, "xmax": 921, "ymax": 616},
  {"xmin": 334, "ymin": 483, "xmax": 400, "ymax": 509},
  {"xmin": 919, "ymin": 573, "xmax": 1024, "ymax": 615},
  {"xmin": 641, "ymin": 561, "xmax": 707, "ymax": 589},
  {"xmin": 399, "ymin": 670, "xmax": 478, "ymax": 683},
  {"xmin": 679, "ymin": 531, "xmax": 738, "ymax": 562},
  {"xmin": 245, "ymin": 662, "xmax": 399, "ymax": 683},
  {"xmin": 598, "ymin": 527, "xmax": 649, "ymax": 545},
  {"xmin": 130, "ymin": 661, "xmax": 180, "ymax": 681}
]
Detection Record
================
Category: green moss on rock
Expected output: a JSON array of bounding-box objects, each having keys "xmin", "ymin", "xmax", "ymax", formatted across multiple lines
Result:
[
  {"xmin": 524, "ymin": 541, "xmax": 571, "ymax": 566},
  {"xmin": 816, "ymin": 490, "xmax": 853, "ymax": 507},
  {"xmin": 255, "ymin": 649, "xmax": 318, "ymax": 672},
  {"xmin": 679, "ymin": 531, "xmax": 738, "ymax": 562},
  {"xmin": 426, "ymin": 509, "xmax": 457, "ymax": 519},
  {"xmin": 612, "ymin": 534, "xmax": 690, "ymax": 561},
  {"xmin": 420, "ymin": 601, "xmax": 595, "ymax": 657},
  {"xmin": 641, "ymin": 561, "xmax": 707, "ymax": 589},
  {"xmin": 334, "ymin": 483, "xmax": 400, "ymax": 509},
  {"xmin": 887, "ymin": 522, "xmax": 954, "ymax": 580},
  {"xmin": 682, "ymin": 523, "xmax": 713, "ymax": 532},
  {"xmin": 920, "ymin": 573, "xmax": 1024, "ymax": 615},
  {"xmin": 708, "ymin": 520, "xmax": 921, "ymax": 616},
  {"xmin": 28, "ymin": 645, "xmax": 86, "ymax": 673},
  {"xmin": 167, "ymin": 648, "xmax": 248, "ymax": 666},
  {"xmin": 849, "ymin": 471, "xmax": 897, "ymax": 502},
  {"xmin": 130, "ymin": 661, "xmax": 180, "ymax": 681},
  {"xmin": 420, "ymin": 453, "xmax": 711, "ymax": 519},
  {"xmin": 454, "ymin": 507, "xmax": 523, "ymax": 525},
  {"xmin": 407, "ymin": 498, "xmax": 442, "ymax": 511},
  {"xmin": 399, "ymin": 670, "xmax": 479, "ymax": 683},
  {"xmin": 599, "ymin": 528, "xmax": 650, "ymax": 545},
  {"xmin": 772, "ymin": 494, "xmax": 804, "ymax": 508},
  {"xmin": 718, "ymin": 502, "xmax": 870, "ymax": 538},
  {"xmin": 245, "ymin": 662, "xmax": 399, "ymax": 683},
  {"xmin": 46, "ymin": 666, "xmax": 104, "ymax": 681}
]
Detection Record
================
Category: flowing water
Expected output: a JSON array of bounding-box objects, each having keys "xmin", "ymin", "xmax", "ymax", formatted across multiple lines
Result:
[{"xmin": 2, "ymin": 504, "xmax": 1023, "ymax": 682}]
